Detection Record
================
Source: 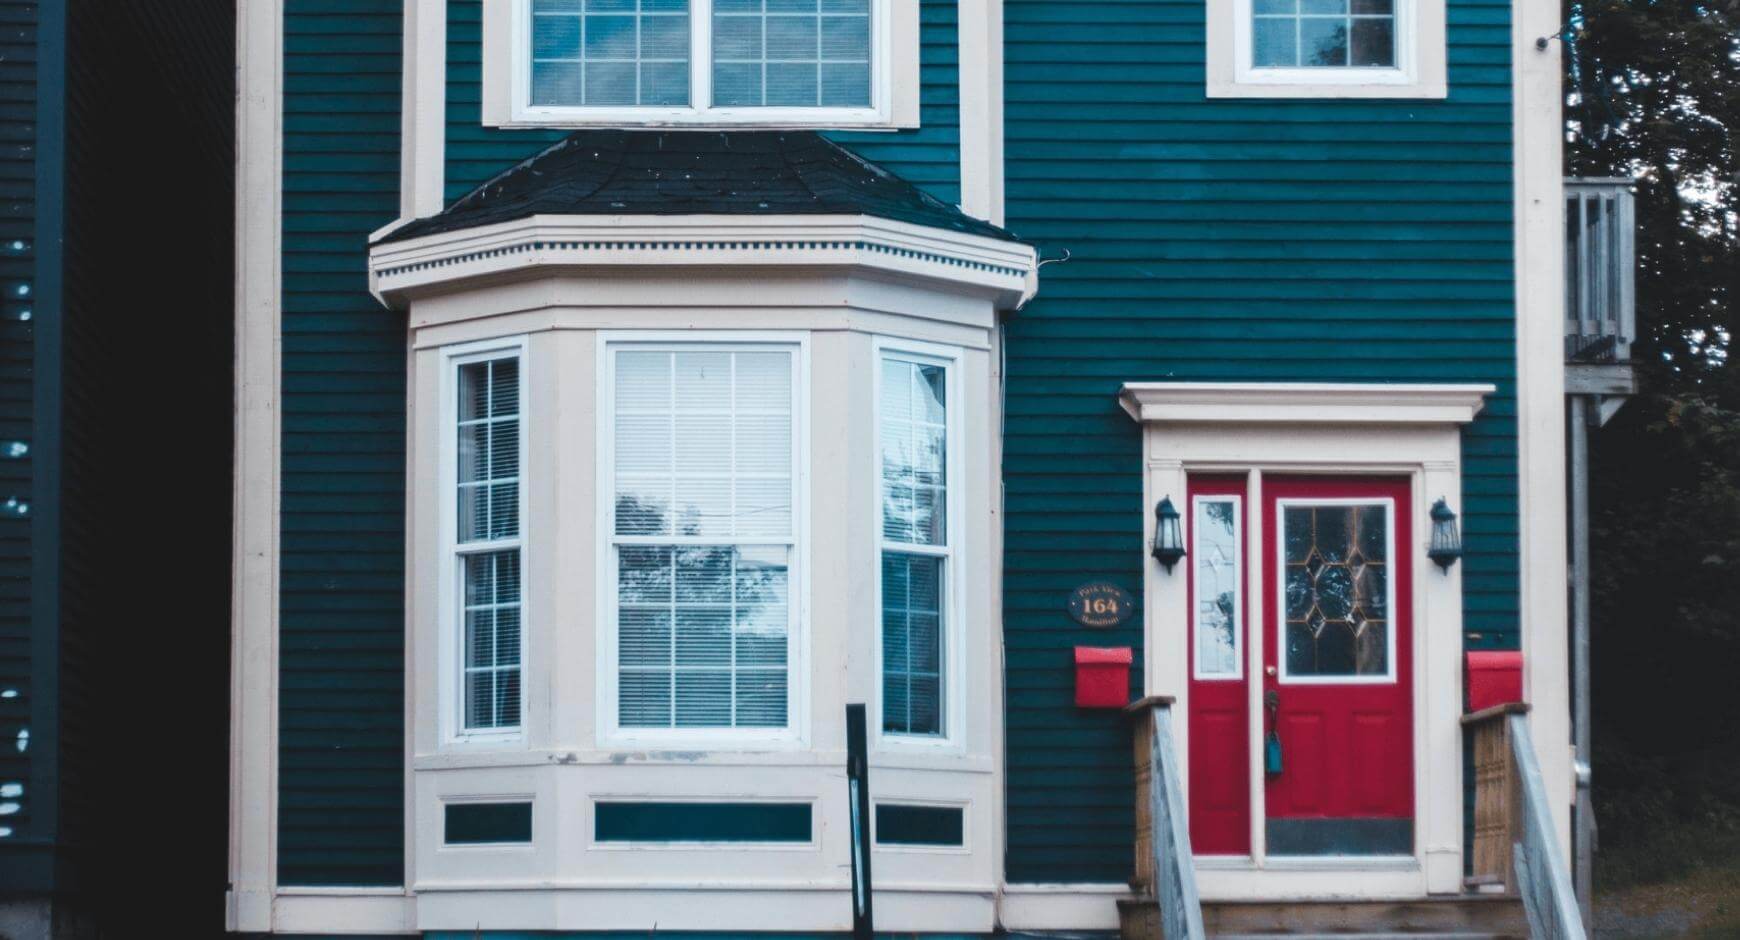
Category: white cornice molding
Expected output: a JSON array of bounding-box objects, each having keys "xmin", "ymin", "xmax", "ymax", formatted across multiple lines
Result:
[
  {"xmin": 1118, "ymin": 382, "xmax": 1494, "ymax": 426},
  {"xmin": 366, "ymin": 214, "xmax": 1038, "ymax": 311}
]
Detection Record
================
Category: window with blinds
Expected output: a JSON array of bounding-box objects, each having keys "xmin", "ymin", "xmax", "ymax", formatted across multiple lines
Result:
[
  {"xmin": 527, "ymin": 0, "xmax": 873, "ymax": 114},
  {"xmin": 456, "ymin": 355, "xmax": 524, "ymax": 733},
  {"xmin": 609, "ymin": 345, "xmax": 798, "ymax": 731},
  {"xmin": 879, "ymin": 354, "xmax": 949, "ymax": 738}
]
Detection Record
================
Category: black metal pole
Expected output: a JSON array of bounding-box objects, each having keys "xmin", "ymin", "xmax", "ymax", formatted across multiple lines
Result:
[{"xmin": 846, "ymin": 703, "xmax": 874, "ymax": 940}]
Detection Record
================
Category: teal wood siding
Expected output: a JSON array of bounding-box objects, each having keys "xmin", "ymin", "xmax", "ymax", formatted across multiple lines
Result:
[
  {"xmin": 1001, "ymin": 0, "xmax": 1517, "ymax": 883},
  {"xmin": 0, "ymin": 0, "xmax": 43, "ymax": 881},
  {"xmin": 443, "ymin": 0, "xmax": 962, "ymax": 204},
  {"xmin": 279, "ymin": 0, "xmax": 407, "ymax": 887}
]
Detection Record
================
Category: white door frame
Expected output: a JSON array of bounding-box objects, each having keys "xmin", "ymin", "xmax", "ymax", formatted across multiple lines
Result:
[{"xmin": 1119, "ymin": 383, "xmax": 1490, "ymax": 900}]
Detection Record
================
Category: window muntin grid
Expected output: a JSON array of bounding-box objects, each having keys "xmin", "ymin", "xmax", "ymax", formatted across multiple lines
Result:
[
  {"xmin": 878, "ymin": 355, "xmax": 948, "ymax": 738},
  {"xmin": 713, "ymin": 0, "xmax": 871, "ymax": 108},
  {"xmin": 531, "ymin": 0, "xmax": 693, "ymax": 107},
  {"xmin": 1252, "ymin": 0, "xmax": 1397, "ymax": 69},
  {"xmin": 609, "ymin": 346, "xmax": 798, "ymax": 731},
  {"xmin": 454, "ymin": 355, "xmax": 524, "ymax": 734}
]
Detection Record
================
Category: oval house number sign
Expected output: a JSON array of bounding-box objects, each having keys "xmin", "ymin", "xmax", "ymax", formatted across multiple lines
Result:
[{"xmin": 1067, "ymin": 581, "xmax": 1135, "ymax": 628}]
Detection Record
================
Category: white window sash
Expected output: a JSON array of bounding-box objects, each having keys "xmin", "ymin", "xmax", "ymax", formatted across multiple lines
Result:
[
  {"xmin": 441, "ymin": 338, "xmax": 530, "ymax": 745},
  {"xmin": 596, "ymin": 335, "xmax": 809, "ymax": 748},
  {"xmin": 873, "ymin": 339, "xmax": 964, "ymax": 750},
  {"xmin": 511, "ymin": 0, "xmax": 893, "ymax": 125}
]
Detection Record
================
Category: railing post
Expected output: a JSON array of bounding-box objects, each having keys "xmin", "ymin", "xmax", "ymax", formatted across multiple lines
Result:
[{"xmin": 1127, "ymin": 696, "xmax": 1205, "ymax": 940}]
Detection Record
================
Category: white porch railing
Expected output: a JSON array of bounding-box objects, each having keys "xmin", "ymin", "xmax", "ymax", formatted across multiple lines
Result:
[{"xmin": 1565, "ymin": 179, "xmax": 1637, "ymax": 363}]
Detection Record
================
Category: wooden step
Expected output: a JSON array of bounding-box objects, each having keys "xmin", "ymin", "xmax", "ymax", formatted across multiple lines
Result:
[{"xmin": 1118, "ymin": 896, "xmax": 1528, "ymax": 938}]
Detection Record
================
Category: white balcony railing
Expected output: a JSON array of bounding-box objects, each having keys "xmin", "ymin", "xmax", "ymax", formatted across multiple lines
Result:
[{"xmin": 1565, "ymin": 179, "xmax": 1637, "ymax": 363}]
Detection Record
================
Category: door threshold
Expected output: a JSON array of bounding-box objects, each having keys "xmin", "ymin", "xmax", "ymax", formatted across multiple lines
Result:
[{"xmin": 1259, "ymin": 854, "xmax": 1419, "ymax": 871}]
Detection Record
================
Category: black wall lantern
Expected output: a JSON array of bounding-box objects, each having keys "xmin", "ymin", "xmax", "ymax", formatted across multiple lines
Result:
[
  {"xmin": 1428, "ymin": 497, "xmax": 1463, "ymax": 570},
  {"xmin": 1151, "ymin": 496, "xmax": 1186, "ymax": 572}
]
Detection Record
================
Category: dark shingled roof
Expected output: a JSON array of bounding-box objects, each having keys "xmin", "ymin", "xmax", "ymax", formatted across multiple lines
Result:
[{"xmin": 379, "ymin": 130, "xmax": 1021, "ymax": 244}]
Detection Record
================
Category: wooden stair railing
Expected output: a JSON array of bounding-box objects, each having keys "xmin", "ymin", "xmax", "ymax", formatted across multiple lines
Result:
[
  {"xmin": 1464, "ymin": 703, "xmax": 1587, "ymax": 940},
  {"xmin": 1127, "ymin": 696, "xmax": 1206, "ymax": 940}
]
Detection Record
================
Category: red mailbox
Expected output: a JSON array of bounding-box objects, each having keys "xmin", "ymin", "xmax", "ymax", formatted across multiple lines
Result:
[
  {"xmin": 1466, "ymin": 650, "xmax": 1523, "ymax": 712},
  {"xmin": 1074, "ymin": 646, "xmax": 1132, "ymax": 709}
]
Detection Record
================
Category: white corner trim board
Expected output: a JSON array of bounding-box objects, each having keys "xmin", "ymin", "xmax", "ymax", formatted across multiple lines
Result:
[
  {"xmin": 1117, "ymin": 383, "xmax": 1494, "ymax": 426},
  {"xmin": 366, "ymin": 214, "xmax": 1040, "ymax": 310},
  {"xmin": 1513, "ymin": 0, "xmax": 1574, "ymax": 856},
  {"xmin": 228, "ymin": 0, "xmax": 283, "ymax": 932}
]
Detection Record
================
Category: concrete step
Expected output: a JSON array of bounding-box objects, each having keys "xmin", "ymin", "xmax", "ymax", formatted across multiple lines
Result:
[{"xmin": 1118, "ymin": 896, "xmax": 1528, "ymax": 939}]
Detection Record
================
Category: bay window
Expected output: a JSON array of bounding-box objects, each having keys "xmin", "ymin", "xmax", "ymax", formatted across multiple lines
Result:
[{"xmin": 603, "ymin": 341, "xmax": 802, "ymax": 737}]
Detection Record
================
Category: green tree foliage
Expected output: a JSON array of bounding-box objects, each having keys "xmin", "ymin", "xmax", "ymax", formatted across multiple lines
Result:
[
  {"xmin": 1567, "ymin": 0, "xmax": 1738, "ymax": 371},
  {"xmin": 1566, "ymin": 0, "xmax": 1740, "ymax": 882}
]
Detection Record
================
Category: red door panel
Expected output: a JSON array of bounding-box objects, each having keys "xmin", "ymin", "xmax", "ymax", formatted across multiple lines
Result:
[
  {"xmin": 1262, "ymin": 477, "xmax": 1414, "ymax": 857},
  {"xmin": 1186, "ymin": 477, "xmax": 1250, "ymax": 855}
]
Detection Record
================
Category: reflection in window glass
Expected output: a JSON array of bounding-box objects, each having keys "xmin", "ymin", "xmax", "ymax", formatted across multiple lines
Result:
[
  {"xmin": 1194, "ymin": 497, "xmax": 1241, "ymax": 678},
  {"xmin": 611, "ymin": 348, "xmax": 796, "ymax": 729},
  {"xmin": 1252, "ymin": 0, "xmax": 1396, "ymax": 69},
  {"xmin": 456, "ymin": 356, "xmax": 523, "ymax": 732},
  {"xmin": 880, "ymin": 356, "xmax": 948, "ymax": 736},
  {"xmin": 1282, "ymin": 503, "xmax": 1391, "ymax": 678},
  {"xmin": 531, "ymin": 0, "xmax": 693, "ymax": 107},
  {"xmin": 713, "ymin": 0, "xmax": 871, "ymax": 107}
]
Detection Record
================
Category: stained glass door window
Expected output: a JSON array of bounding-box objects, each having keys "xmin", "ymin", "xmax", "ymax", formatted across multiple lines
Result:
[{"xmin": 1279, "ymin": 501, "xmax": 1392, "ymax": 680}]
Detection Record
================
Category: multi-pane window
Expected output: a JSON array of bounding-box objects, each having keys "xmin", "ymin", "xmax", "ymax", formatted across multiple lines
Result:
[
  {"xmin": 1193, "ymin": 496, "xmax": 1242, "ymax": 679},
  {"xmin": 527, "ymin": 0, "xmax": 873, "ymax": 113},
  {"xmin": 879, "ymin": 354, "xmax": 949, "ymax": 738},
  {"xmin": 531, "ymin": 0, "xmax": 692, "ymax": 107},
  {"xmin": 610, "ymin": 346, "xmax": 797, "ymax": 731},
  {"xmin": 456, "ymin": 356, "xmax": 523, "ymax": 732},
  {"xmin": 1252, "ymin": 0, "xmax": 1397, "ymax": 69},
  {"xmin": 714, "ymin": 0, "xmax": 871, "ymax": 107}
]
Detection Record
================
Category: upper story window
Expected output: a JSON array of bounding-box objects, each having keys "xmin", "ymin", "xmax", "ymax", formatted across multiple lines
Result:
[
  {"xmin": 1206, "ymin": 0, "xmax": 1445, "ymax": 99},
  {"xmin": 486, "ymin": 0, "xmax": 920, "ymax": 126},
  {"xmin": 1252, "ymin": 0, "xmax": 1395, "ymax": 69}
]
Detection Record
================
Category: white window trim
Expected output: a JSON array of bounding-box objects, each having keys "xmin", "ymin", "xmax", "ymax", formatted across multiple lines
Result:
[
  {"xmin": 1191, "ymin": 493, "xmax": 1244, "ymax": 683},
  {"xmin": 484, "ymin": 0, "xmax": 920, "ymax": 128},
  {"xmin": 871, "ymin": 336, "xmax": 966, "ymax": 753},
  {"xmin": 595, "ymin": 332, "xmax": 812, "ymax": 749},
  {"xmin": 1206, "ymin": 0, "xmax": 1447, "ymax": 99},
  {"xmin": 1273, "ymin": 496, "xmax": 1399, "ymax": 686},
  {"xmin": 439, "ymin": 336, "xmax": 531, "ymax": 746}
]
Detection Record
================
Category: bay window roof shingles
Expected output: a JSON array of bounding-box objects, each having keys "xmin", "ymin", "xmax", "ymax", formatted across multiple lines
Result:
[{"xmin": 377, "ymin": 130, "xmax": 1022, "ymax": 245}]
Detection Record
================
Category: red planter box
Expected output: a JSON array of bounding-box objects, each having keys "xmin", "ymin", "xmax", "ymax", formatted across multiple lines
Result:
[
  {"xmin": 1074, "ymin": 646, "xmax": 1132, "ymax": 709},
  {"xmin": 1466, "ymin": 650, "xmax": 1523, "ymax": 712}
]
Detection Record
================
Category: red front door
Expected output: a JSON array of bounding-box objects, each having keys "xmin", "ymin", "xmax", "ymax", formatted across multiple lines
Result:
[{"xmin": 1261, "ymin": 477, "xmax": 1415, "ymax": 856}]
